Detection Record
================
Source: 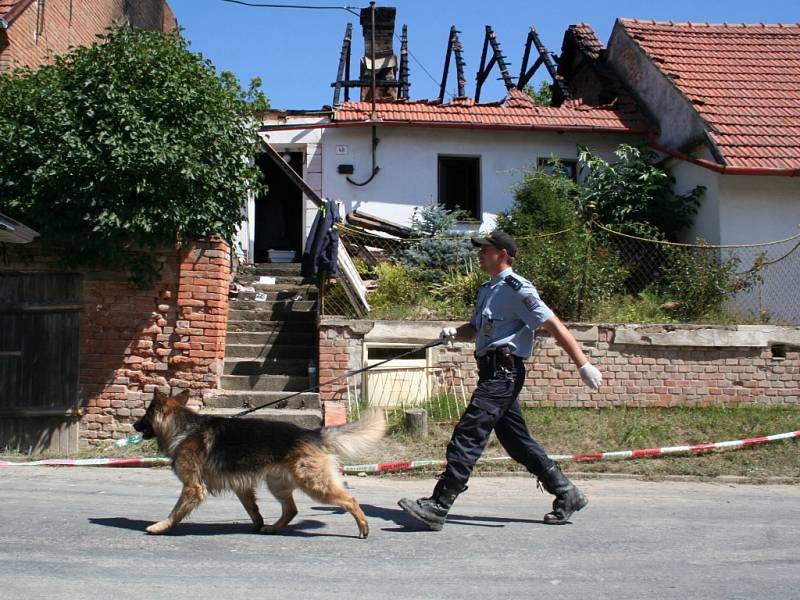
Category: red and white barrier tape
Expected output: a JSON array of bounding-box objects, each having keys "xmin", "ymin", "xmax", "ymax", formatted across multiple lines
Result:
[
  {"xmin": 0, "ymin": 457, "xmax": 171, "ymax": 468},
  {"xmin": 340, "ymin": 430, "xmax": 800, "ymax": 474},
  {"xmin": 1, "ymin": 431, "xmax": 797, "ymax": 471}
]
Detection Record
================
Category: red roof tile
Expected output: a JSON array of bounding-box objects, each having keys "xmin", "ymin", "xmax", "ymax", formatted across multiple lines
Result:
[
  {"xmin": 333, "ymin": 88, "xmax": 653, "ymax": 134},
  {"xmin": 619, "ymin": 19, "xmax": 800, "ymax": 171}
]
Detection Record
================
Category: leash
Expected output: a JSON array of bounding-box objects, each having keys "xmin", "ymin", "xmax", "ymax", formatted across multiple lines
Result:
[{"xmin": 229, "ymin": 339, "xmax": 445, "ymax": 418}]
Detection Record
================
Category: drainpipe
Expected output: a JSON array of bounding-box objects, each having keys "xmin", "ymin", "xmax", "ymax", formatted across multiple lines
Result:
[{"xmin": 348, "ymin": 1, "xmax": 380, "ymax": 187}]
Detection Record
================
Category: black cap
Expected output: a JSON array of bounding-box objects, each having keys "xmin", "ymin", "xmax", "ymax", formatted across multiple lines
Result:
[{"xmin": 470, "ymin": 230, "xmax": 517, "ymax": 258}]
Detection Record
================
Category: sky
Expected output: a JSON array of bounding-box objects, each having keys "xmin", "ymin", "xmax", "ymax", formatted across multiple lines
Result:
[{"xmin": 168, "ymin": 0, "xmax": 800, "ymax": 110}]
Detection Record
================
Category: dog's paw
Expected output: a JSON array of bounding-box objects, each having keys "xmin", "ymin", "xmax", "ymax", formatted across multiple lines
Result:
[
  {"xmin": 260, "ymin": 524, "xmax": 280, "ymax": 534},
  {"xmin": 146, "ymin": 520, "xmax": 171, "ymax": 535}
]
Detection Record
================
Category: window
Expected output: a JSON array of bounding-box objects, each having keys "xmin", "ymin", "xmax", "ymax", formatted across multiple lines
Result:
[
  {"xmin": 537, "ymin": 157, "xmax": 578, "ymax": 181},
  {"xmin": 438, "ymin": 156, "xmax": 480, "ymax": 220}
]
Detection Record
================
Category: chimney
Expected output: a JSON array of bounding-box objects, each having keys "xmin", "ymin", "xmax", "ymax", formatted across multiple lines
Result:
[{"xmin": 360, "ymin": 5, "xmax": 397, "ymax": 101}]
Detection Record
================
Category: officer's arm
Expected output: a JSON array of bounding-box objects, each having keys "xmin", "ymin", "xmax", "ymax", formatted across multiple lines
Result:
[{"xmin": 541, "ymin": 316, "xmax": 589, "ymax": 369}]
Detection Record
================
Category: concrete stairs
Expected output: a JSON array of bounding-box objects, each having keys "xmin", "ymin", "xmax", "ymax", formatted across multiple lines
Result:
[{"xmin": 203, "ymin": 262, "xmax": 322, "ymax": 429}]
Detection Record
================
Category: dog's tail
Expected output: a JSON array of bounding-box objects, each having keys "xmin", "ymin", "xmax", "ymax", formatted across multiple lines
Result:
[{"xmin": 319, "ymin": 409, "xmax": 387, "ymax": 460}]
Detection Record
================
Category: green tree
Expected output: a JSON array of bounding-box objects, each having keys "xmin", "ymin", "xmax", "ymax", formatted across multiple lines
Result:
[
  {"xmin": 523, "ymin": 80, "xmax": 552, "ymax": 107},
  {"xmin": 0, "ymin": 26, "xmax": 267, "ymax": 283},
  {"xmin": 496, "ymin": 165, "xmax": 627, "ymax": 320},
  {"xmin": 579, "ymin": 145, "xmax": 703, "ymax": 240}
]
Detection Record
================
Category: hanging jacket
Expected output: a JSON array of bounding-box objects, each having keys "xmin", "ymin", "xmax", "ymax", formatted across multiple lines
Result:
[{"xmin": 301, "ymin": 199, "xmax": 340, "ymax": 278}]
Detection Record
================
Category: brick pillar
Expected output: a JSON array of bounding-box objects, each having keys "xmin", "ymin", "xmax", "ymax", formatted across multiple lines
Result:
[{"xmin": 318, "ymin": 326, "xmax": 359, "ymax": 426}]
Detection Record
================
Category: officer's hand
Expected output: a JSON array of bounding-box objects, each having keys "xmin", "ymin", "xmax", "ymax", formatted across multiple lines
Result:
[
  {"xmin": 439, "ymin": 327, "xmax": 458, "ymax": 346},
  {"xmin": 578, "ymin": 362, "xmax": 602, "ymax": 390}
]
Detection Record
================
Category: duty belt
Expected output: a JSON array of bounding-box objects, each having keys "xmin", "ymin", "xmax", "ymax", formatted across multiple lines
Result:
[{"xmin": 476, "ymin": 346, "xmax": 515, "ymax": 372}]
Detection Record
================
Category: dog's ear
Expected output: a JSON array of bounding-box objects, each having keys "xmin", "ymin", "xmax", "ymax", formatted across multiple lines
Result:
[
  {"xmin": 154, "ymin": 388, "xmax": 169, "ymax": 405},
  {"xmin": 174, "ymin": 389, "xmax": 191, "ymax": 406}
]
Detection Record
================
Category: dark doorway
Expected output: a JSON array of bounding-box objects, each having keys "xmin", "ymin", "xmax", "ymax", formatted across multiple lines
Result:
[{"xmin": 254, "ymin": 151, "xmax": 304, "ymax": 263}]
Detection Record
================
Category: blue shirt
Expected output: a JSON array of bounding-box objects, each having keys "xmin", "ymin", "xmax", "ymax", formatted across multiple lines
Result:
[{"xmin": 470, "ymin": 267, "xmax": 555, "ymax": 358}]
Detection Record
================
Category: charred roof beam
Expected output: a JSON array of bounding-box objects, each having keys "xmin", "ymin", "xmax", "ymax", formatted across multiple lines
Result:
[
  {"xmin": 439, "ymin": 26, "xmax": 467, "ymax": 102},
  {"xmin": 528, "ymin": 27, "xmax": 571, "ymax": 102},
  {"xmin": 399, "ymin": 24, "xmax": 410, "ymax": 99},
  {"xmin": 332, "ymin": 22, "xmax": 353, "ymax": 106},
  {"xmin": 475, "ymin": 26, "xmax": 514, "ymax": 102}
]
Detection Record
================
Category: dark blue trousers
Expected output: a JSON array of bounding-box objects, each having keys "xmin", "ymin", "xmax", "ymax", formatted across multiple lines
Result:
[{"xmin": 443, "ymin": 356, "xmax": 555, "ymax": 488}]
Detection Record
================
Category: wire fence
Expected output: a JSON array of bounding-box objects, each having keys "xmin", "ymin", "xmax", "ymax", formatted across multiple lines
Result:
[
  {"xmin": 346, "ymin": 365, "xmax": 470, "ymax": 424},
  {"xmin": 322, "ymin": 222, "xmax": 800, "ymax": 325}
]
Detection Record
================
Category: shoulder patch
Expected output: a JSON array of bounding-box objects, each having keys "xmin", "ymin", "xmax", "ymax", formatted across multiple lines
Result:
[
  {"xmin": 522, "ymin": 295, "xmax": 540, "ymax": 312},
  {"xmin": 504, "ymin": 274, "xmax": 523, "ymax": 291}
]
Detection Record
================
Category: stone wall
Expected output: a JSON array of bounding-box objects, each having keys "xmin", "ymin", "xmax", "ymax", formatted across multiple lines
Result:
[
  {"xmin": 1, "ymin": 238, "xmax": 230, "ymax": 444},
  {"xmin": 319, "ymin": 319, "xmax": 800, "ymax": 425}
]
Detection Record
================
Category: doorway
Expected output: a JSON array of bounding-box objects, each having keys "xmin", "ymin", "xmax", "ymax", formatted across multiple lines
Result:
[{"xmin": 254, "ymin": 151, "xmax": 304, "ymax": 263}]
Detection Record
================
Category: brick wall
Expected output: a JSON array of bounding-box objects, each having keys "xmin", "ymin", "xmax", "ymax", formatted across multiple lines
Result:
[
  {"xmin": 0, "ymin": 0, "xmax": 175, "ymax": 74},
  {"xmin": 319, "ymin": 320, "xmax": 800, "ymax": 425},
  {"xmin": 1, "ymin": 238, "xmax": 231, "ymax": 444}
]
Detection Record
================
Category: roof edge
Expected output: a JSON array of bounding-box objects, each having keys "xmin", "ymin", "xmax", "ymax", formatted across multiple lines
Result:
[
  {"xmin": 261, "ymin": 118, "xmax": 655, "ymax": 136},
  {"xmin": 617, "ymin": 18, "xmax": 800, "ymax": 29},
  {"xmin": 652, "ymin": 142, "xmax": 800, "ymax": 177},
  {"xmin": 2, "ymin": 0, "xmax": 37, "ymax": 27}
]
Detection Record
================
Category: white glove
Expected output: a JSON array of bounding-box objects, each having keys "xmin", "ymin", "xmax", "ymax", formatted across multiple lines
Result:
[
  {"xmin": 439, "ymin": 327, "xmax": 458, "ymax": 346},
  {"xmin": 578, "ymin": 362, "xmax": 602, "ymax": 390}
]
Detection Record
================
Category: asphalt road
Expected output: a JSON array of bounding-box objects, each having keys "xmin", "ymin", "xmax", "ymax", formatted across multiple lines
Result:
[{"xmin": 1, "ymin": 467, "xmax": 798, "ymax": 600}]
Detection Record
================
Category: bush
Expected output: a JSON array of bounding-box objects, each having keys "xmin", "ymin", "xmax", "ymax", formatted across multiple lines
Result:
[
  {"xmin": 496, "ymin": 165, "xmax": 627, "ymax": 320},
  {"xmin": 656, "ymin": 244, "xmax": 742, "ymax": 320},
  {"xmin": 431, "ymin": 259, "xmax": 485, "ymax": 319},
  {"xmin": 369, "ymin": 262, "xmax": 422, "ymax": 311},
  {"xmin": 399, "ymin": 204, "xmax": 472, "ymax": 283},
  {"xmin": 579, "ymin": 145, "xmax": 704, "ymax": 240},
  {"xmin": 0, "ymin": 26, "xmax": 266, "ymax": 285}
]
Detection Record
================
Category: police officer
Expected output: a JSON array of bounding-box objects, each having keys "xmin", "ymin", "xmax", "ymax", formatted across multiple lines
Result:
[{"xmin": 398, "ymin": 230, "xmax": 602, "ymax": 531}]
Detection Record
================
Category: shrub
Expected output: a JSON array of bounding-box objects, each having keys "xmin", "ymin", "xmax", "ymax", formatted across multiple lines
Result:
[
  {"xmin": 496, "ymin": 165, "xmax": 627, "ymax": 320},
  {"xmin": 369, "ymin": 262, "xmax": 422, "ymax": 310},
  {"xmin": 431, "ymin": 259, "xmax": 485, "ymax": 319},
  {"xmin": 656, "ymin": 244, "xmax": 742, "ymax": 321},
  {"xmin": 579, "ymin": 145, "xmax": 704, "ymax": 241},
  {"xmin": 398, "ymin": 204, "xmax": 472, "ymax": 282},
  {"xmin": 0, "ymin": 26, "xmax": 266, "ymax": 285}
]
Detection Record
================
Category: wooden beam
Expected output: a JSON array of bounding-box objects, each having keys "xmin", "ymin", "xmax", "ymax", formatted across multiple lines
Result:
[{"xmin": 261, "ymin": 142, "xmax": 323, "ymax": 208}]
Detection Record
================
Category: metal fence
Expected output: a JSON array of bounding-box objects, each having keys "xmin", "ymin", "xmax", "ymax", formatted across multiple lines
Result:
[
  {"xmin": 323, "ymin": 222, "xmax": 800, "ymax": 325},
  {"xmin": 345, "ymin": 365, "xmax": 470, "ymax": 424}
]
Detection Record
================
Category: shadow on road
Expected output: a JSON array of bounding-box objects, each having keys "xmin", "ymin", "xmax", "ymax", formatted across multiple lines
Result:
[
  {"xmin": 311, "ymin": 504, "xmax": 548, "ymax": 532},
  {"xmin": 88, "ymin": 516, "xmax": 357, "ymax": 538}
]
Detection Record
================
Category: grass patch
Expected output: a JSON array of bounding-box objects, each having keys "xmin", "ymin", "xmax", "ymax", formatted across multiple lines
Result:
[
  {"xmin": 3, "ymin": 407, "xmax": 798, "ymax": 481},
  {"xmin": 369, "ymin": 406, "xmax": 800, "ymax": 480}
]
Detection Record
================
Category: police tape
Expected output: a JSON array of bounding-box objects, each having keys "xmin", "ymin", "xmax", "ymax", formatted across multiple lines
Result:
[
  {"xmin": 1, "ymin": 430, "xmax": 798, "ymax": 470},
  {"xmin": 0, "ymin": 457, "xmax": 171, "ymax": 467},
  {"xmin": 339, "ymin": 430, "xmax": 800, "ymax": 474}
]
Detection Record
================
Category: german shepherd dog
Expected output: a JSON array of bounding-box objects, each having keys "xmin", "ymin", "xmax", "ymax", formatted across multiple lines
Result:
[{"xmin": 133, "ymin": 389, "xmax": 385, "ymax": 538}]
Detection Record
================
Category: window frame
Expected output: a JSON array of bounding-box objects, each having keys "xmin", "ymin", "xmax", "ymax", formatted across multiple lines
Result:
[{"xmin": 437, "ymin": 154, "xmax": 482, "ymax": 221}]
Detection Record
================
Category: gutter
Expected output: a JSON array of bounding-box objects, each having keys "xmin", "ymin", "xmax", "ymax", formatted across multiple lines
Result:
[
  {"xmin": 650, "ymin": 140, "xmax": 800, "ymax": 178},
  {"xmin": 259, "ymin": 118, "xmax": 655, "ymax": 136}
]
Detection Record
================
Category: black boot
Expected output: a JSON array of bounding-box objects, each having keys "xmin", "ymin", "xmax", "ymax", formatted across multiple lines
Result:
[
  {"xmin": 538, "ymin": 464, "xmax": 588, "ymax": 525},
  {"xmin": 398, "ymin": 478, "xmax": 464, "ymax": 531}
]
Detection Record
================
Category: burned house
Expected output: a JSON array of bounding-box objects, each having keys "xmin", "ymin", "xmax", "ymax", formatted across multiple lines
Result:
[{"xmin": 244, "ymin": 7, "xmax": 654, "ymax": 264}]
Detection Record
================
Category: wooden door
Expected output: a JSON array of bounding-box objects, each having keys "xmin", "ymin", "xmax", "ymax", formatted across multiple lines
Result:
[{"xmin": 0, "ymin": 272, "xmax": 81, "ymax": 454}]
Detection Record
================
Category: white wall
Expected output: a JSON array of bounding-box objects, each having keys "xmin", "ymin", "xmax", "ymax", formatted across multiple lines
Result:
[
  {"xmin": 319, "ymin": 125, "xmax": 640, "ymax": 232},
  {"xmin": 668, "ymin": 155, "xmax": 721, "ymax": 244},
  {"xmin": 718, "ymin": 175, "xmax": 800, "ymax": 323}
]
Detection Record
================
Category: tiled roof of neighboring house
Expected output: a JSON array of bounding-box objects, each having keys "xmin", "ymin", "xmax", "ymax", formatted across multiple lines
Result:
[
  {"xmin": 619, "ymin": 19, "xmax": 800, "ymax": 171},
  {"xmin": 333, "ymin": 88, "xmax": 654, "ymax": 134}
]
